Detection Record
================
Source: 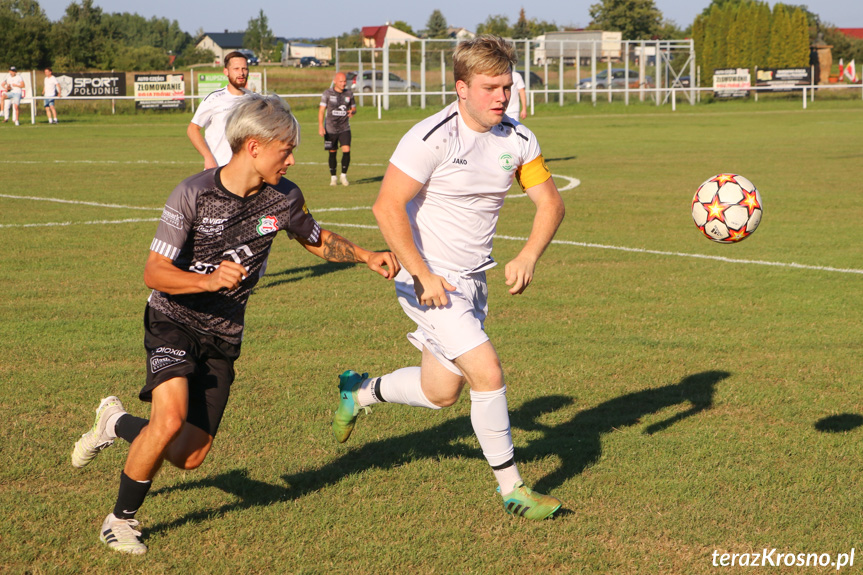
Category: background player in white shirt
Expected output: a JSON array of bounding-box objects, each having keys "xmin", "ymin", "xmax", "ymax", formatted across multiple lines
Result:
[
  {"xmin": 506, "ymin": 70, "xmax": 527, "ymax": 120},
  {"xmin": 187, "ymin": 51, "xmax": 249, "ymax": 169},
  {"xmin": 43, "ymin": 68, "xmax": 61, "ymax": 124},
  {"xmin": 332, "ymin": 35, "xmax": 566, "ymax": 520},
  {"xmin": 3, "ymin": 66, "xmax": 25, "ymax": 125}
]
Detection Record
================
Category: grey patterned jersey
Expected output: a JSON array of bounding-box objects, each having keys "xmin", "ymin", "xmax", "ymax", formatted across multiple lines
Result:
[
  {"xmin": 320, "ymin": 87, "xmax": 355, "ymax": 134},
  {"xmin": 149, "ymin": 168, "xmax": 321, "ymax": 344}
]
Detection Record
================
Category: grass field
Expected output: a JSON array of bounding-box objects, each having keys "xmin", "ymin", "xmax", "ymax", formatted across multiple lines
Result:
[{"xmin": 1, "ymin": 98, "xmax": 862, "ymax": 574}]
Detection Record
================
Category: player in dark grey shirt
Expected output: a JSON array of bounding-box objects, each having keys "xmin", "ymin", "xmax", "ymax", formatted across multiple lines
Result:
[
  {"xmin": 71, "ymin": 93, "xmax": 399, "ymax": 555},
  {"xmin": 318, "ymin": 72, "xmax": 356, "ymax": 186}
]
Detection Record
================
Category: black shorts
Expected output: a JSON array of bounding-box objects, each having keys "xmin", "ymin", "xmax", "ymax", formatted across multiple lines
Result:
[
  {"xmin": 324, "ymin": 130, "xmax": 351, "ymax": 150},
  {"xmin": 142, "ymin": 305, "xmax": 241, "ymax": 437}
]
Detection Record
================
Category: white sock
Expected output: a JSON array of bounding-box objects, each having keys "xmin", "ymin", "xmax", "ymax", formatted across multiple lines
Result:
[
  {"xmin": 358, "ymin": 367, "xmax": 441, "ymax": 409},
  {"xmin": 104, "ymin": 410, "xmax": 126, "ymax": 439},
  {"xmin": 470, "ymin": 386, "xmax": 522, "ymax": 494}
]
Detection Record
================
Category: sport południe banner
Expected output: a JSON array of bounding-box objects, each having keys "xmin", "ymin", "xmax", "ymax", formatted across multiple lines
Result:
[{"xmin": 56, "ymin": 73, "xmax": 126, "ymax": 97}]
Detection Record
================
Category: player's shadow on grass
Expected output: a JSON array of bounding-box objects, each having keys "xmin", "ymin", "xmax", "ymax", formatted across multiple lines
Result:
[
  {"xmin": 814, "ymin": 413, "xmax": 863, "ymax": 433},
  {"xmin": 254, "ymin": 261, "xmax": 354, "ymax": 290},
  {"xmin": 351, "ymin": 175, "xmax": 384, "ymax": 185},
  {"xmin": 146, "ymin": 370, "xmax": 725, "ymax": 535}
]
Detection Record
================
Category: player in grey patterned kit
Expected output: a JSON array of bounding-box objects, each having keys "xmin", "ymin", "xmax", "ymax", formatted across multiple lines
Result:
[
  {"xmin": 318, "ymin": 72, "xmax": 356, "ymax": 186},
  {"xmin": 71, "ymin": 93, "xmax": 399, "ymax": 555}
]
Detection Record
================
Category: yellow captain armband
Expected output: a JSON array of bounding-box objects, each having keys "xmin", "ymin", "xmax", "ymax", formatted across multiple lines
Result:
[{"xmin": 515, "ymin": 154, "xmax": 552, "ymax": 190}]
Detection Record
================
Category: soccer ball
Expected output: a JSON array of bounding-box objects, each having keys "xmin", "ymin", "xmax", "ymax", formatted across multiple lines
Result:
[{"xmin": 691, "ymin": 173, "xmax": 763, "ymax": 243}]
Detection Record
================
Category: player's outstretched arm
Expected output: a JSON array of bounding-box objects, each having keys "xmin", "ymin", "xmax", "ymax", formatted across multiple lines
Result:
[
  {"xmin": 298, "ymin": 229, "xmax": 400, "ymax": 279},
  {"xmin": 144, "ymin": 251, "xmax": 247, "ymax": 294},
  {"xmin": 505, "ymin": 177, "xmax": 565, "ymax": 295}
]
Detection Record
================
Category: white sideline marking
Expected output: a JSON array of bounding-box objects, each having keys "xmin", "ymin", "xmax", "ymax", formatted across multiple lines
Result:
[
  {"xmin": 508, "ymin": 174, "xmax": 581, "ymax": 198},
  {"xmin": 497, "ymin": 235, "xmax": 863, "ymax": 275},
  {"xmin": 0, "ymin": 218, "xmax": 159, "ymax": 229},
  {"xmin": 0, "ymin": 194, "xmax": 162, "ymax": 211},
  {"xmin": 4, "ymin": 190, "xmax": 860, "ymax": 276}
]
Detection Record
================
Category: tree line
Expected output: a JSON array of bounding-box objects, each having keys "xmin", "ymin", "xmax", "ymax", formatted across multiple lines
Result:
[
  {"xmin": 0, "ymin": 0, "xmax": 213, "ymax": 71},
  {"xmin": 692, "ymin": 1, "xmax": 811, "ymax": 82},
  {"xmin": 1, "ymin": 0, "xmax": 860, "ymax": 73}
]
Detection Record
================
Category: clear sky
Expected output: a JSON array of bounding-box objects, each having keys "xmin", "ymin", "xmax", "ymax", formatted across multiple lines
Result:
[{"xmin": 35, "ymin": 0, "xmax": 862, "ymax": 39}]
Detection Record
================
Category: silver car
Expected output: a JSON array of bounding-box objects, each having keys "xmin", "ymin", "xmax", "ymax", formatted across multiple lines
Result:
[{"xmin": 351, "ymin": 70, "xmax": 419, "ymax": 92}]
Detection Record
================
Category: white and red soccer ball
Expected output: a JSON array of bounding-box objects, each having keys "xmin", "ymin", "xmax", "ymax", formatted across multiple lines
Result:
[{"xmin": 691, "ymin": 173, "xmax": 763, "ymax": 243}]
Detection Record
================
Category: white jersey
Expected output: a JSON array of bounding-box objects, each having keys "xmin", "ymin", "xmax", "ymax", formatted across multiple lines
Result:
[
  {"xmin": 505, "ymin": 71, "xmax": 525, "ymax": 118},
  {"xmin": 44, "ymin": 75, "xmax": 60, "ymax": 97},
  {"xmin": 389, "ymin": 100, "xmax": 541, "ymax": 273},
  {"xmin": 4, "ymin": 74, "xmax": 24, "ymax": 94},
  {"xmin": 191, "ymin": 87, "xmax": 248, "ymax": 166}
]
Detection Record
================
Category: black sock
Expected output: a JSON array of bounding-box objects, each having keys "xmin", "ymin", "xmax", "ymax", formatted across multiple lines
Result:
[
  {"xmin": 115, "ymin": 414, "xmax": 149, "ymax": 443},
  {"xmin": 113, "ymin": 471, "xmax": 152, "ymax": 519},
  {"xmin": 341, "ymin": 151, "xmax": 351, "ymax": 173},
  {"xmin": 328, "ymin": 152, "xmax": 337, "ymax": 175}
]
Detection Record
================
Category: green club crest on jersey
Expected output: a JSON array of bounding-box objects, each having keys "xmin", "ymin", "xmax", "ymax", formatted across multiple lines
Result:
[
  {"xmin": 498, "ymin": 153, "xmax": 515, "ymax": 172},
  {"xmin": 257, "ymin": 215, "xmax": 279, "ymax": 236}
]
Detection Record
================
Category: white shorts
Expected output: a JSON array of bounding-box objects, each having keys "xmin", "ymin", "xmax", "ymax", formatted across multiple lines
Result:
[{"xmin": 395, "ymin": 266, "xmax": 490, "ymax": 376}]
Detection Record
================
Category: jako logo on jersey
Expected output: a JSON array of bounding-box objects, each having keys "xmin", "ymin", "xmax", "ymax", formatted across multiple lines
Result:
[
  {"xmin": 257, "ymin": 215, "xmax": 279, "ymax": 235},
  {"xmin": 452, "ymin": 158, "xmax": 467, "ymax": 165},
  {"xmin": 498, "ymin": 153, "xmax": 515, "ymax": 172}
]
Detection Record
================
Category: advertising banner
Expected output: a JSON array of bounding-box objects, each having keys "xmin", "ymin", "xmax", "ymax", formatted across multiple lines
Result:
[
  {"xmin": 196, "ymin": 72, "xmax": 262, "ymax": 96},
  {"xmin": 713, "ymin": 68, "xmax": 751, "ymax": 98},
  {"xmin": 755, "ymin": 68, "xmax": 811, "ymax": 92},
  {"xmin": 134, "ymin": 74, "xmax": 185, "ymax": 109},
  {"xmin": 56, "ymin": 73, "xmax": 126, "ymax": 97}
]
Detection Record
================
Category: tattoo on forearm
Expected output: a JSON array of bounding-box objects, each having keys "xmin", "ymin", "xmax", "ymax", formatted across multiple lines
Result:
[{"xmin": 323, "ymin": 234, "xmax": 359, "ymax": 262}]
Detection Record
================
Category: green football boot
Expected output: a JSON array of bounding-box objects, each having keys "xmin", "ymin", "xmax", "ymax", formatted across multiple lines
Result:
[
  {"xmin": 332, "ymin": 370, "xmax": 369, "ymax": 443},
  {"xmin": 498, "ymin": 481, "xmax": 562, "ymax": 520}
]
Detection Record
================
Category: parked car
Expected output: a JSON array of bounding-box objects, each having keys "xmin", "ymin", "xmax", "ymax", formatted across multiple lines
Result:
[
  {"xmin": 237, "ymin": 49, "xmax": 259, "ymax": 66},
  {"xmin": 672, "ymin": 75, "xmax": 691, "ymax": 88},
  {"xmin": 297, "ymin": 56, "xmax": 322, "ymax": 68},
  {"xmin": 578, "ymin": 68, "xmax": 653, "ymax": 89},
  {"xmin": 518, "ymin": 70, "xmax": 544, "ymax": 88},
  {"xmin": 350, "ymin": 70, "xmax": 419, "ymax": 92}
]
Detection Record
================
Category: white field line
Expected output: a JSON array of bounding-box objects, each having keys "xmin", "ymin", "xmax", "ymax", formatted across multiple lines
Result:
[
  {"xmin": 3, "ymin": 189, "xmax": 860, "ymax": 275},
  {"xmin": 496, "ymin": 235, "xmax": 863, "ymax": 275}
]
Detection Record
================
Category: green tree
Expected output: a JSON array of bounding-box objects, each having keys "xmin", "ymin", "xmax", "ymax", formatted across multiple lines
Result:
[
  {"xmin": 588, "ymin": 0, "xmax": 663, "ymax": 40},
  {"xmin": 476, "ymin": 14, "xmax": 510, "ymax": 37},
  {"xmin": 699, "ymin": 0, "xmax": 745, "ymax": 18},
  {"xmin": 788, "ymin": 7, "xmax": 810, "ymax": 67},
  {"xmin": 0, "ymin": 0, "xmax": 53, "ymax": 69},
  {"xmin": 528, "ymin": 18, "xmax": 558, "ymax": 36},
  {"xmin": 512, "ymin": 8, "xmax": 531, "ymax": 39},
  {"xmin": 751, "ymin": 1, "xmax": 771, "ymax": 68},
  {"xmin": 53, "ymin": 0, "xmax": 106, "ymax": 70},
  {"xmin": 391, "ymin": 20, "xmax": 416, "ymax": 36},
  {"xmin": 726, "ymin": 2, "xmax": 749, "ymax": 68},
  {"xmin": 244, "ymin": 9, "xmax": 274, "ymax": 62},
  {"xmin": 425, "ymin": 9, "xmax": 448, "ymax": 39},
  {"xmin": 767, "ymin": 3, "xmax": 790, "ymax": 67}
]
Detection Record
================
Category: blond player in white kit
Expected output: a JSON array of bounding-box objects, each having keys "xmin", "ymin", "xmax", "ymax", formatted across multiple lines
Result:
[{"xmin": 332, "ymin": 35, "xmax": 566, "ymax": 520}]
